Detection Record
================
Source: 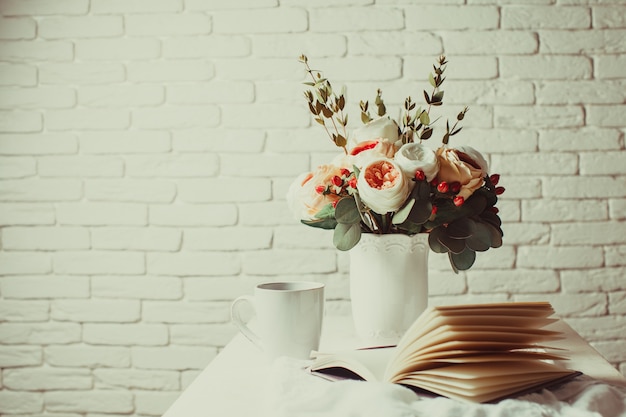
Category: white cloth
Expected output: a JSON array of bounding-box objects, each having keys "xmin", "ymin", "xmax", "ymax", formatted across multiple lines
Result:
[{"xmin": 266, "ymin": 358, "xmax": 626, "ymax": 417}]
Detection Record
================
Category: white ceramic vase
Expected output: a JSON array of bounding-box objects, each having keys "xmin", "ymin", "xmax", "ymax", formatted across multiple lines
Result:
[{"xmin": 349, "ymin": 233, "xmax": 429, "ymax": 346}]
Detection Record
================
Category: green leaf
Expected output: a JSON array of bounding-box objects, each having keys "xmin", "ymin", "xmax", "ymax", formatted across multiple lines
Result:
[
  {"xmin": 335, "ymin": 197, "xmax": 360, "ymax": 224},
  {"xmin": 416, "ymin": 180, "xmax": 431, "ymax": 200},
  {"xmin": 420, "ymin": 127, "xmax": 433, "ymax": 140},
  {"xmin": 428, "ymin": 228, "xmax": 448, "ymax": 253},
  {"xmin": 447, "ymin": 218, "xmax": 476, "ymax": 239},
  {"xmin": 333, "ymin": 222, "xmax": 361, "ymax": 251},
  {"xmin": 353, "ymin": 192, "xmax": 373, "ymax": 231},
  {"xmin": 466, "ymin": 222, "xmax": 492, "ymax": 252},
  {"xmin": 301, "ymin": 218, "xmax": 337, "ymax": 230},
  {"xmin": 464, "ymin": 192, "xmax": 488, "ymax": 216},
  {"xmin": 396, "ymin": 220, "xmax": 423, "ymax": 235},
  {"xmin": 334, "ymin": 134, "xmax": 347, "ymax": 148},
  {"xmin": 314, "ymin": 203, "xmax": 335, "ymax": 220},
  {"xmin": 432, "ymin": 90, "xmax": 444, "ymax": 103},
  {"xmin": 449, "ymin": 249, "xmax": 476, "ymax": 272},
  {"xmin": 407, "ymin": 199, "xmax": 432, "ymax": 225},
  {"xmin": 428, "ymin": 73, "xmax": 436, "ymax": 88},
  {"xmin": 423, "ymin": 199, "xmax": 459, "ymax": 228},
  {"xmin": 482, "ymin": 221, "xmax": 503, "ymax": 248},
  {"xmin": 480, "ymin": 210, "xmax": 502, "ymax": 228},
  {"xmin": 419, "ymin": 111, "xmax": 430, "ymax": 125},
  {"xmin": 395, "ymin": 181, "xmax": 432, "ymax": 227},
  {"xmin": 392, "ymin": 198, "xmax": 415, "ymax": 225},
  {"xmin": 438, "ymin": 231, "xmax": 466, "ymax": 254}
]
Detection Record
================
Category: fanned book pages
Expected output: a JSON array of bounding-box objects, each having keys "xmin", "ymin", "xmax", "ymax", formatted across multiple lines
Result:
[{"xmin": 309, "ymin": 302, "xmax": 581, "ymax": 403}]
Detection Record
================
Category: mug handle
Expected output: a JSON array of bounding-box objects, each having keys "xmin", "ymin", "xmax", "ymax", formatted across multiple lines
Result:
[{"xmin": 230, "ymin": 295, "xmax": 263, "ymax": 350}]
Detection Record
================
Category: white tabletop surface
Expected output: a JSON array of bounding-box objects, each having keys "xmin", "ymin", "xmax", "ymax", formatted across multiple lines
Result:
[{"xmin": 162, "ymin": 315, "xmax": 626, "ymax": 417}]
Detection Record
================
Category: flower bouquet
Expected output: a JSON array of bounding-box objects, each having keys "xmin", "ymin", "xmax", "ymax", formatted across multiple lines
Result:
[{"xmin": 287, "ymin": 55, "xmax": 504, "ymax": 272}]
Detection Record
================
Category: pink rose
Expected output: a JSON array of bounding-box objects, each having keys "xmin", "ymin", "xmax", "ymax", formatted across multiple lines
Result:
[
  {"xmin": 435, "ymin": 146, "xmax": 487, "ymax": 200},
  {"xmin": 286, "ymin": 165, "xmax": 344, "ymax": 220},
  {"xmin": 357, "ymin": 159, "xmax": 410, "ymax": 214}
]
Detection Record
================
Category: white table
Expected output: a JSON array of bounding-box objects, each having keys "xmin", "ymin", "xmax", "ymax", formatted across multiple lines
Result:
[{"xmin": 163, "ymin": 315, "xmax": 626, "ymax": 417}]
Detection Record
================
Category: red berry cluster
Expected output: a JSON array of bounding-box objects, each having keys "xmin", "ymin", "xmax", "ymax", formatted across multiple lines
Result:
[
  {"xmin": 315, "ymin": 168, "xmax": 357, "ymax": 206},
  {"xmin": 490, "ymin": 174, "xmax": 505, "ymax": 196},
  {"xmin": 411, "ymin": 169, "xmax": 505, "ymax": 214}
]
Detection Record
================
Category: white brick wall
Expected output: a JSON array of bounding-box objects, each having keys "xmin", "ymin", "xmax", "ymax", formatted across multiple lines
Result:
[{"xmin": 1, "ymin": 0, "xmax": 625, "ymax": 415}]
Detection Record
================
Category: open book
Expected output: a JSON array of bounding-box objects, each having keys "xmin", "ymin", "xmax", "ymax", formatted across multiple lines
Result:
[{"xmin": 310, "ymin": 302, "xmax": 581, "ymax": 403}]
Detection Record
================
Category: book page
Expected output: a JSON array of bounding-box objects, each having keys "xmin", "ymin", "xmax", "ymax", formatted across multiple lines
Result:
[
  {"xmin": 385, "ymin": 302, "xmax": 569, "ymax": 382},
  {"xmin": 392, "ymin": 361, "xmax": 579, "ymax": 403},
  {"xmin": 310, "ymin": 347, "xmax": 396, "ymax": 382},
  {"xmin": 391, "ymin": 350, "xmax": 568, "ymax": 375}
]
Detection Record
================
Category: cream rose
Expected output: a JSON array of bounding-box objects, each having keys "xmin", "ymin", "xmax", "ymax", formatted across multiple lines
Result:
[
  {"xmin": 395, "ymin": 143, "xmax": 439, "ymax": 181},
  {"xmin": 286, "ymin": 165, "xmax": 343, "ymax": 220},
  {"xmin": 356, "ymin": 159, "xmax": 410, "ymax": 214},
  {"xmin": 435, "ymin": 146, "xmax": 487, "ymax": 200},
  {"xmin": 344, "ymin": 138, "xmax": 397, "ymax": 171},
  {"xmin": 351, "ymin": 117, "xmax": 400, "ymax": 146}
]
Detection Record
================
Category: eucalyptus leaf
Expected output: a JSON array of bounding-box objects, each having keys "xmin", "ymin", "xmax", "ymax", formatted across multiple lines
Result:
[
  {"xmin": 466, "ymin": 222, "xmax": 491, "ymax": 252},
  {"xmin": 423, "ymin": 199, "xmax": 459, "ymax": 228},
  {"xmin": 480, "ymin": 210, "xmax": 503, "ymax": 228},
  {"xmin": 397, "ymin": 219, "xmax": 423, "ymax": 235},
  {"xmin": 428, "ymin": 73, "xmax": 436, "ymax": 88},
  {"xmin": 449, "ymin": 249, "xmax": 476, "ymax": 271},
  {"xmin": 438, "ymin": 231, "xmax": 466, "ymax": 254},
  {"xmin": 482, "ymin": 221, "xmax": 503, "ymax": 248},
  {"xmin": 464, "ymin": 192, "xmax": 488, "ymax": 216},
  {"xmin": 335, "ymin": 197, "xmax": 360, "ymax": 224},
  {"xmin": 447, "ymin": 218, "xmax": 476, "ymax": 239},
  {"xmin": 392, "ymin": 198, "xmax": 415, "ymax": 225},
  {"xmin": 338, "ymin": 95, "xmax": 345, "ymax": 110},
  {"xmin": 334, "ymin": 134, "xmax": 347, "ymax": 148},
  {"xmin": 420, "ymin": 127, "xmax": 433, "ymax": 140},
  {"xmin": 428, "ymin": 228, "xmax": 448, "ymax": 253},
  {"xmin": 333, "ymin": 222, "xmax": 361, "ymax": 251},
  {"xmin": 419, "ymin": 110, "xmax": 430, "ymax": 125},
  {"xmin": 314, "ymin": 203, "xmax": 335, "ymax": 220},
  {"xmin": 301, "ymin": 218, "xmax": 337, "ymax": 230},
  {"xmin": 407, "ymin": 199, "xmax": 432, "ymax": 225},
  {"xmin": 416, "ymin": 180, "xmax": 431, "ymax": 200}
]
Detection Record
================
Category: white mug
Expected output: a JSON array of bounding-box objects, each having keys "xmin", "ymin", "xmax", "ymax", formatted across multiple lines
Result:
[{"xmin": 231, "ymin": 281, "xmax": 324, "ymax": 361}]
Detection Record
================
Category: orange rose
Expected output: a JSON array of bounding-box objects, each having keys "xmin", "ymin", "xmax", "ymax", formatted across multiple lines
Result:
[{"xmin": 436, "ymin": 146, "xmax": 487, "ymax": 200}]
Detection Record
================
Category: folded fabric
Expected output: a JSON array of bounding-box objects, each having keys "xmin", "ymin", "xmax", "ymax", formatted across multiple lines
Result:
[{"xmin": 266, "ymin": 357, "xmax": 626, "ymax": 417}]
